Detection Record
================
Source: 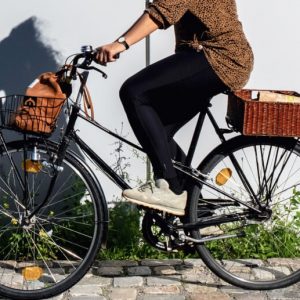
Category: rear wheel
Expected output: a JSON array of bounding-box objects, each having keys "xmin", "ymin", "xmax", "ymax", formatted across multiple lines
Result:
[
  {"xmin": 188, "ymin": 136, "xmax": 300, "ymax": 290},
  {"xmin": 0, "ymin": 138, "xmax": 105, "ymax": 299}
]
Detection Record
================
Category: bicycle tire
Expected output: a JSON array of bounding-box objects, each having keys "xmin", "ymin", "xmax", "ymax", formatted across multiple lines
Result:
[
  {"xmin": 188, "ymin": 135, "xmax": 300, "ymax": 290},
  {"xmin": 0, "ymin": 138, "xmax": 106, "ymax": 299}
]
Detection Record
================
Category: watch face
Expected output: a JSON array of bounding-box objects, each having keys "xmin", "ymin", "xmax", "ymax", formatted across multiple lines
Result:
[{"xmin": 117, "ymin": 36, "xmax": 129, "ymax": 50}]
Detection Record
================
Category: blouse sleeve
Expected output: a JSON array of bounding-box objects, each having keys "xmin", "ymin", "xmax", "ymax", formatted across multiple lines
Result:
[{"xmin": 145, "ymin": 0, "xmax": 190, "ymax": 29}]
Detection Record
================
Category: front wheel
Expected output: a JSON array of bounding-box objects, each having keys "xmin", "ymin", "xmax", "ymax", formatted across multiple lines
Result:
[
  {"xmin": 188, "ymin": 135, "xmax": 300, "ymax": 290},
  {"xmin": 0, "ymin": 138, "xmax": 106, "ymax": 299}
]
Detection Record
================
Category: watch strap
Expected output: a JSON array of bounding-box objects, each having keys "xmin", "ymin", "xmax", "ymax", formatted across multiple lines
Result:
[{"xmin": 117, "ymin": 37, "xmax": 129, "ymax": 50}]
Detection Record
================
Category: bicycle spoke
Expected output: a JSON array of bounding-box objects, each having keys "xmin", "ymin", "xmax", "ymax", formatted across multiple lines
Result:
[
  {"xmin": 190, "ymin": 137, "xmax": 300, "ymax": 289},
  {"xmin": 33, "ymin": 223, "xmax": 83, "ymax": 263},
  {"xmin": 0, "ymin": 139, "xmax": 104, "ymax": 297}
]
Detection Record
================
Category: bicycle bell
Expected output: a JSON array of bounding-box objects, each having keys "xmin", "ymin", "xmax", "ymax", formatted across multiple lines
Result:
[{"xmin": 81, "ymin": 45, "xmax": 93, "ymax": 53}]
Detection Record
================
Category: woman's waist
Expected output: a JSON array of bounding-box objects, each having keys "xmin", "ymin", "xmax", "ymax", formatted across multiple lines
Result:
[{"xmin": 175, "ymin": 29, "xmax": 251, "ymax": 50}]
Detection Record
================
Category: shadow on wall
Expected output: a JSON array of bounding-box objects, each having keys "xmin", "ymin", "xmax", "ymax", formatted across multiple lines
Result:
[
  {"xmin": 0, "ymin": 16, "xmax": 68, "ymax": 143},
  {"xmin": 0, "ymin": 18, "xmax": 86, "ymax": 214},
  {"xmin": 0, "ymin": 16, "xmax": 79, "ymax": 150},
  {"xmin": 0, "ymin": 16, "xmax": 59, "ymax": 95}
]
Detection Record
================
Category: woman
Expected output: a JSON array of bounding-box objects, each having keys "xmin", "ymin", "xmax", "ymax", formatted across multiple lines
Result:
[{"xmin": 95, "ymin": 0, "xmax": 254, "ymax": 216}]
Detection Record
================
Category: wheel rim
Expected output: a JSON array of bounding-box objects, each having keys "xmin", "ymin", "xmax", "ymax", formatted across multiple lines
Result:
[
  {"xmin": 0, "ymin": 142, "xmax": 101, "ymax": 296},
  {"xmin": 192, "ymin": 138, "xmax": 300, "ymax": 288}
]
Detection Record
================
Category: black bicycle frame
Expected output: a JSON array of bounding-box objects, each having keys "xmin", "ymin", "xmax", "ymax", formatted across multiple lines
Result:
[
  {"xmin": 66, "ymin": 98, "xmax": 262, "ymax": 214},
  {"xmin": 12, "ymin": 69, "xmax": 263, "ymax": 219}
]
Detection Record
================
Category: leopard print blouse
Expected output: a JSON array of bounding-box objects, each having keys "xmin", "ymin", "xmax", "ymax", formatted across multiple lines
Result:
[{"xmin": 146, "ymin": 0, "xmax": 254, "ymax": 90}]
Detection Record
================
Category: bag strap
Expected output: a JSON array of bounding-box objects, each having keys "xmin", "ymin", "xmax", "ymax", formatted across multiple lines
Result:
[
  {"xmin": 58, "ymin": 65, "xmax": 94, "ymax": 120},
  {"xmin": 78, "ymin": 72, "xmax": 94, "ymax": 120}
]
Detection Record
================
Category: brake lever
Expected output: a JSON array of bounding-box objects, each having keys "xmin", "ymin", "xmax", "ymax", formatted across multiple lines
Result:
[
  {"xmin": 75, "ymin": 65, "xmax": 108, "ymax": 79},
  {"xmin": 87, "ymin": 66, "xmax": 108, "ymax": 79}
]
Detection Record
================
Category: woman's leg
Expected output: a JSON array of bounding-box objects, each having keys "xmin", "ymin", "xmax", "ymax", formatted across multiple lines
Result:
[
  {"xmin": 120, "ymin": 50, "xmax": 227, "ymax": 190},
  {"xmin": 120, "ymin": 50, "xmax": 228, "ymax": 215}
]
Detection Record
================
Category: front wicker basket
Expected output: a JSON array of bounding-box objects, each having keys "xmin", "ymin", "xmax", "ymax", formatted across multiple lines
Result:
[
  {"xmin": 226, "ymin": 89, "xmax": 300, "ymax": 137},
  {"xmin": 0, "ymin": 95, "xmax": 66, "ymax": 136}
]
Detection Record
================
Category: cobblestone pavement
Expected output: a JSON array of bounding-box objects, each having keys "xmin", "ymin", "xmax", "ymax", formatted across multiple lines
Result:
[{"xmin": 2, "ymin": 259, "xmax": 300, "ymax": 300}]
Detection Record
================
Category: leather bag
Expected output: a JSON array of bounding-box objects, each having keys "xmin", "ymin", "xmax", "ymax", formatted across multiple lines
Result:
[{"xmin": 14, "ymin": 72, "xmax": 67, "ymax": 134}]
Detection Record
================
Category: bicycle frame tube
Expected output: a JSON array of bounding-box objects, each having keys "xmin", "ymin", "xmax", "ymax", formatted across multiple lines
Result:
[
  {"xmin": 72, "ymin": 106, "xmax": 262, "ymax": 214},
  {"xmin": 51, "ymin": 74, "xmax": 263, "ymax": 214},
  {"xmin": 77, "ymin": 113, "xmax": 144, "ymax": 153},
  {"xmin": 71, "ymin": 131, "xmax": 131, "ymax": 190}
]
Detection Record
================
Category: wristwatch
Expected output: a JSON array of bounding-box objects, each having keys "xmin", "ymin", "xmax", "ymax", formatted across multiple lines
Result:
[{"xmin": 116, "ymin": 36, "xmax": 130, "ymax": 50}]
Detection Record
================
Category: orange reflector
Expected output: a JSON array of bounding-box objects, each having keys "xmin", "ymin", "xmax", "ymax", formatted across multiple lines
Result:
[
  {"xmin": 22, "ymin": 159, "xmax": 42, "ymax": 173},
  {"xmin": 22, "ymin": 266, "xmax": 43, "ymax": 281},
  {"xmin": 215, "ymin": 168, "xmax": 232, "ymax": 186}
]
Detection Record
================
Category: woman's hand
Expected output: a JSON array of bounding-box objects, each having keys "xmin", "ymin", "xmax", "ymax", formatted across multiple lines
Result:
[
  {"xmin": 95, "ymin": 13, "xmax": 158, "ymax": 66},
  {"xmin": 95, "ymin": 42, "xmax": 126, "ymax": 66}
]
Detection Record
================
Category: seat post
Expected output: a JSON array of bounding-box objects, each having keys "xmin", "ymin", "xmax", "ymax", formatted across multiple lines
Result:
[{"xmin": 185, "ymin": 109, "xmax": 207, "ymax": 166}]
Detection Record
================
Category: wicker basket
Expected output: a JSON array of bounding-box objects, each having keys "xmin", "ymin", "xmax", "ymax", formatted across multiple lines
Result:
[
  {"xmin": 226, "ymin": 89, "xmax": 300, "ymax": 137},
  {"xmin": 0, "ymin": 95, "xmax": 66, "ymax": 135}
]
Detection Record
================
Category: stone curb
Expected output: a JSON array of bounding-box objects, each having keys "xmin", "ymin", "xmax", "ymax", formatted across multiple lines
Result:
[{"xmin": 1, "ymin": 259, "xmax": 300, "ymax": 300}]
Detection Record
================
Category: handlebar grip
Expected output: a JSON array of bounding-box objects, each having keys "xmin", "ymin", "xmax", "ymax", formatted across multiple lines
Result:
[{"xmin": 114, "ymin": 53, "xmax": 120, "ymax": 59}]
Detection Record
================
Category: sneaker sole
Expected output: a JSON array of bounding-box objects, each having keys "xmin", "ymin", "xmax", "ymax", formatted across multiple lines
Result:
[{"xmin": 123, "ymin": 195, "xmax": 185, "ymax": 216}]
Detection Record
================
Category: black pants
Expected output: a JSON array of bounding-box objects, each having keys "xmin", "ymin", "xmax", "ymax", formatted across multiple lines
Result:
[{"xmin": 119, "ymin": 50, "xmax": 228, "ymax": 191}]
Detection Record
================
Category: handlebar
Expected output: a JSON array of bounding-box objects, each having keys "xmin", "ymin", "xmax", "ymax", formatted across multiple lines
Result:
[{"xmin": 68, "ymin": 45, "xmax": 108, "ymax": 79}]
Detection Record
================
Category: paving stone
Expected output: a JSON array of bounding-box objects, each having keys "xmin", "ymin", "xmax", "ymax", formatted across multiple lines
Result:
[
  {"xmin": 0, "ymin": 274, "xmax": 25, "ymax": 286},
  {"xmin": 233, "ymin": 293, "xmax": 268, "ymax": 300},
  {"xmin": 127, "ymin": 266, "xmax": 152, "ymax": 276},
  {"xmin": 69, "ymin": 285, "xmax": 102, "ymax": 297},
  {"xmin": 267, "ymin": 289, "xmax": 300, "ymax": 299},
  {"xmin": 268, "ymin": 258, "xmax": 300, "ymax": 268},
  {"xmin": 0, "ymin": 268, "xmax": 15, "ymax": 275},
  {"xmin": 183, "ymin": 283, "xmax": 218, "ymax": 294},
  {"xmin": 141, "ymin": 259, "xmax": 182, "ymax": 267},
  {"xmin": 188, "ymin": 291, "xmax": 232, "ymax": 300},
  {"xmin": 78, "ymin": 275, "xmax": 112, "ymax": 287},
  {"xmin": 2, "ymin": 259, "xmax": 299, "ymax": 300},
  {"xmin": 146, "ymin": 276, "xmax": 182, "ymax": 286},
  {"xmin": 45, "ymin": 294, "xmax": 65, "ymax": 300},
  {"xmin": 271, "ymin": 266, "xmax": 292, "ymax": 276},
  {"xmin": 181, "ymin": 268, "xmax": 217, "ymax": 284},
  {"xmin": 220, "ymin": 285, "xmax": 259, "ymax": 295},
  {"xmin": 252, "ymin": 268, "xmax": 275, "ymax": 280},
  {"xmin": 143, "ymin": 285, "xmax": 181, "ymax": 295},
  {"xmin": 138, "ymin": 294, "xmax": 185, "ymax": 300},
  {"xmin": 0, "ymin": 260, "xmax": 17, "ymax": 268},
  {"xmin": 219, "ymin": 272, "xmax": 255, "ymax": 282},
  {"xmin": 69, "ymin": 297, "xmax": 106, "ymax": 300},
  {"xmin": 153, "ymin": 266, "xmax": 177, "ymax": 275},
  {"xmin": 94, "ymin": 266, "xmax": 124, "ymax": 276},
  {"xmin": 183, "ymin": 259, "xmax": 206, "ymax": 267},
  {"xmin": 109, "ymin": 288, "xmax": 138, "ymax": 300},
  {"xmin": 223, "ymin": 259, "xmax": 264, "ymax": 268},
  {"xmin": 113, "ymin": 276, "xmax": 143, "ymax": 287},
  {"xmin": 178, "ymin": 265, "xmax": 205, "ymax": 274}
]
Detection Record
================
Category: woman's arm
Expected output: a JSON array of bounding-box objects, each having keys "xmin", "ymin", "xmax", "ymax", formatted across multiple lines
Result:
[{"xmin": 95, "ymin": 12, "xmax": 158, "ymax": 65}]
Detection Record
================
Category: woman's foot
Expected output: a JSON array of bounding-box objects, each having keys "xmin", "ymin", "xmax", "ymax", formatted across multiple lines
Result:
[{"xmin": 122, "ymin": 179, "xmax": 187, "ymax": 216}]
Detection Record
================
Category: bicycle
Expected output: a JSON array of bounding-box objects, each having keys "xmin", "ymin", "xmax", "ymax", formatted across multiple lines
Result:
[{"xmin": 0, "ymin": 45, "xmax": 300, "ymax": 299}]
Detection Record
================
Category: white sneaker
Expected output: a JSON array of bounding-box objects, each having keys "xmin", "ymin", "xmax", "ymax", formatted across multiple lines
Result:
[{"xmin": 122, "ymin": 179, "xmax": 187, "ymax": 216}]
